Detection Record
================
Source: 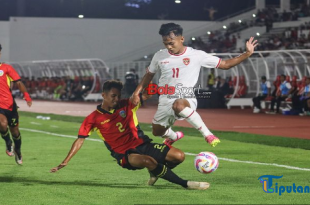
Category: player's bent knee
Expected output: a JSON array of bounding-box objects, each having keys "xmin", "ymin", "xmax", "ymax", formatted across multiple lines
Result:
[
  {"xmin": 167, "ymin": 148, "xmax": 185, "ymax": 163},
  {"xmin": 0, "ymin": 119, "xmax": 8, "ymax": 130},
  {"xmin": 142, "ymin": 156, "xmax": 158, "ymax": 169},
  {"xmin": 172, "ymin": 102, "xmax": 184, "ymax": 113},
  {"xmin": 9, "ymin": 127, "xmax": 19, "ymax": 138},
  {"xmin": 174, "ymin": 150, "xmax": 185, "ymax": 163}
]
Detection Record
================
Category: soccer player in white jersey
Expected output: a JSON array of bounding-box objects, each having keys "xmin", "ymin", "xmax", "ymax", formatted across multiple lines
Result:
[{"xmin": 132, "ymin": 23, "xmax": 258, "ymax": 147}]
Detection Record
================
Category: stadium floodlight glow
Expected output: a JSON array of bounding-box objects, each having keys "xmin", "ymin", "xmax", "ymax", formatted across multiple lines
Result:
[
  {"xmin": 78, "ymin": 15, "xmax": 84, "ymax": 19},
  {"xmin": 144, "ymin": 55, "xmax": 148, "ymax": 59},
  {"xmin": 223, "ymin": 25, "xmax": 227, "ymax": 29},
  {"xmin": 256, "ymin": 32, "xmax": 260, "ymax": 36},
  {"xmin": 175, "ymin": 0, "xmax": 181, "ymax": 3},
  {"xmin": 191, "ymin": 37, "xmax": 196, "ymax": 41},
  {"xmin": 253, "ymin": 14, "xmax": 256, "ymax": 17},
  {"xmin": 207, "ymin": 31, "xmax": 211, "ymax": 35},
  {"xmin": 238, "ymin": 20, "xmax": 242, "ymax": 23}
]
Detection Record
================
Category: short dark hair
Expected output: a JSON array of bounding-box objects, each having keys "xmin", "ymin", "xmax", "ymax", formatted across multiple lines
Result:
[
  {"xmin": 102, "ymin": 80, "xmax": 123, "ymax": 93},
  {"xmin": 159, "ymin": 23, "xmax": 183, "ymax": 37},
  {"xmin": 280, "ymin": 74, "xmax": 286, "ymax": 78},
  {"xmin": 0, "ymin": 44, "xmax": 2, "ymax": 51},
  {"xmin": 261, "ymin": 76, "xmax": 266, "ymax": 80}
]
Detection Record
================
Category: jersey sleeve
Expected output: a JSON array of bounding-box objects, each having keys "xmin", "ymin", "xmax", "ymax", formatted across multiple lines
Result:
[
  {"xmin": 6, "ymin": 65, "xmax": 21, "ymax": 81},
  {"xmin": 286, "ymin": 82, "xmax": 292, "ymax": 89},
  {"xmin": 78, "ymin": 114, "xmax": 95, "ymax": 138},
  {"xmin": 147, "ymin": 52, "xmax": 160, "ymax": 73},
  {"xmin": 199, "ymin": 51, "xmax": 221, "ymax": 68},
  {"xmin": 266, "ymin": 81, "xmax": 271, "ymax": 88}
]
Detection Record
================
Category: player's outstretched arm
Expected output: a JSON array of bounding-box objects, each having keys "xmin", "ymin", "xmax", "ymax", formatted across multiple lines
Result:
[
  {"xmin": 218, "ymin": 37, "xmax": 258, "ymax": 70},
  {"xmin": 15, "ymin": 80, "xmax": 32, "ymax": 107},
  {"xmin": 50, "ymin": 138, "xmax": 85, "ymax": 173},
  {"xmin": 132, "ymin": 72, "xmax": 155, "ymax": 105}
]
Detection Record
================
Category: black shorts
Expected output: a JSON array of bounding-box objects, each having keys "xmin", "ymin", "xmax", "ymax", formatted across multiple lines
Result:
[
  {"xmin": 117, "ymin": 142, "xmax": 171, "ymax": 170},
  {"xmin": 0, "ymin": 103, "xmax": 19, "ymax": 127}
]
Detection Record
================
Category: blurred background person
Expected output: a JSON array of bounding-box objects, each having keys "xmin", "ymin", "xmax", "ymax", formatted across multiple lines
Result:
[{"xmin": 252, "ymin": 76, "xmax": 271, "ymax": 113}]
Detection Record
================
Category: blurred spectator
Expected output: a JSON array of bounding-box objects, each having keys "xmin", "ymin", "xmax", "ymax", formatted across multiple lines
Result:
[
  {"xmin": 266, "ymin": 74, "xmax": 293, "ymax": 114},
  {"xmin": 207, "ymin": 68, "xmax": 215, "ymax": 90},
  {"xmin": 81, "ymin": 76, "xmax": 92, "ymax": 95},
  {"xmin": 206, "ymin": 7, "xmax": 217, "ymax": 21},
  {"xmin": 252, "ymin": 76, "xmax": 271, "ymax": 113},
  {"xmin": 214, "ymin": 76, "xmax": 229, "ymax": 96},
  {"xmin": 292, "ymin": 77, "xmax": 310, "ymax": 116},
  {"xmin": 124, "ymin": 69, "xmax": 139, "ymax": 98}
]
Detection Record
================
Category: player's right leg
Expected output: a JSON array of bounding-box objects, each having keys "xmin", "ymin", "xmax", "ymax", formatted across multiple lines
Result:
[
  {"xmin": 173, "ymin": 99, "xmax": 220, "ymax": 147},
  {"xmin": 8, "ymin": 104, "xmax": 22, "ymax": 164},
  {"xmin": 0, "ymin": 113, "xmax": 14, "ymax": 157},
  {"xmin": 127, "ymin": 153, "xmax": 209, "ymax": 190}
]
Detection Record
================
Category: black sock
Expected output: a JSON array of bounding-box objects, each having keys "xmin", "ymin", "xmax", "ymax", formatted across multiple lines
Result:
[
  {"xmin": 150, "ymin": 163, "xmax": 188, "ymax": 188},
  {"xmin": 12, "ymin": 134, "xmax": 22, "ymax": 155},
  {"xmin": 1, "ymin": 129, "xmax": 12, "ymax": 146},
  {"xmin": 165, "ymin": 161, "xmax": 180, "ymax": 169}
]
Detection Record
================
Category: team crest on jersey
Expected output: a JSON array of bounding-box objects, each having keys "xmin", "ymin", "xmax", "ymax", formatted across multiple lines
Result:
[
  {"xmin": 0, "ymin": 70, "xmax": 3, "ymax": 76},
  {"xmin": 119, "ymin": 110, "xmax": 126, "ymax": 118},
  {"xmin": 183, "ymin": 58, "xmax": 190, "ymax": 65}
]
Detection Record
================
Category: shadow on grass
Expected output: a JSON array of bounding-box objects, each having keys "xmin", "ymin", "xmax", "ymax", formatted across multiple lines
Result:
[{"xmin": 0, "ymin": 176, "xmax": 175, "ymax": 189}]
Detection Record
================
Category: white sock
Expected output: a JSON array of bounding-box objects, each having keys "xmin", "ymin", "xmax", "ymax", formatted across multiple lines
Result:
[
  {"xmin": 163, "ymin": 128, "xmax": 177, "ymax": 140},
  {"xmin": 179, "ymin": 107, "xmax": 213, "ymax": 137}
]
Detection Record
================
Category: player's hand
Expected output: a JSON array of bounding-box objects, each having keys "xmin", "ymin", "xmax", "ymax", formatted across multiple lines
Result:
[
  {"xmin": 50, "ymin": 162, "xmax": 67, "ymax": 173},
  {"xmin": 245, "ymin": 37, "xmax": 258, "ymax": 55},
  {"xmin": 131, "ymin": 94, "xmax": 140, "ymax": 105},
  {"xmin": 23, "ymin": 92, "xmax": 32, "ymax": 107},
  {"xmin": 26, "ymin": 101, "xmax": 32, "ymax": 107}
]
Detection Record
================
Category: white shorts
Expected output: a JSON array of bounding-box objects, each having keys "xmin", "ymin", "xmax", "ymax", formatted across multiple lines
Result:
[{"xmin": 152, "ymin": 96, "xmax": 197, "ymax": 128}]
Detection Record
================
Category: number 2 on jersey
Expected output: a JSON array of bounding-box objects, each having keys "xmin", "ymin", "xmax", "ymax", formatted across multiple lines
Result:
[
  {"xmin": 172, "ymin": 68, "xmax": 179, "ymax": 78},
  {"xmin": 116, "ymin": 122, "xmax": 125, "ymax": 132}
]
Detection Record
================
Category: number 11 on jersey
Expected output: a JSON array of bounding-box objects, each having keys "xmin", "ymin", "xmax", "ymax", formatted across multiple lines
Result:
[{"xmin": 172, "ymin": 68, "xmax": 179, "ymax": 78}]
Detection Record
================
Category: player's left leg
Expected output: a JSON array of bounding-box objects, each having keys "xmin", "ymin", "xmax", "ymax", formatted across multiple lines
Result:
[
  {"xmin": 146, "ymin": 146, "xmax": 186, "ymax": 185},
  {"xmin": 128, "ymin": 153, "xmax": 188, "ymax": 188},
  {"xmin": 9, "ymin": 126, "xmax": 22, "ymax": 165},
  {"xmin": 172, "ymin": 99, "xmax": 220, "ymax": 147},
  {"xmin": 164, "ymin": 146, "xmax": 185, "ymax": 169},
  {"xmin": 152, "ymin": 123, "xmax": 183, "ymax": 146}
]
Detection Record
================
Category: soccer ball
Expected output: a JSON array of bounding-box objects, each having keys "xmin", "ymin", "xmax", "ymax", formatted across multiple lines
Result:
[{"xmin": 194, "ymin": 152, "xmax": 219, "ymax": 174}]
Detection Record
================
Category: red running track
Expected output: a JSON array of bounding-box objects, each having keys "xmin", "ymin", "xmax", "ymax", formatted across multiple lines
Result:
[{"xmin": 16, "ymin": 99, "xmax": 310, "ymax": 140}]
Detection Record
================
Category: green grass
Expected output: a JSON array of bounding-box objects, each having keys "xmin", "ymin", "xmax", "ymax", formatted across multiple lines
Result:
[{"xmin": 1, "ymin": 112, "xmax": 310, "ymax": 205}]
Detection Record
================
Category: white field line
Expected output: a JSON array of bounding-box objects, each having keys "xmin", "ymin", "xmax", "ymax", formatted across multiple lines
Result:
[
  {"xmin": 30, "ymin": 122, "xmax": 42, "ymax": 125},
  {"xmin": 20, "ymin": 128, "xmax": 310, "ymax": 172},
  {"xmin": 233, "ymin": 126, "xmax": 276, "ymax": 129}
]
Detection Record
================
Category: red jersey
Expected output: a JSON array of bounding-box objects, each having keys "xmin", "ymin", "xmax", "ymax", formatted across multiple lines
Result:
[
  {"xmin": 78, "ymin": 99, "xmax": 149, "ymax": 155},
  {"xmin": 0, "ymin": 63, "xmax": 21, "ymax": 110}
]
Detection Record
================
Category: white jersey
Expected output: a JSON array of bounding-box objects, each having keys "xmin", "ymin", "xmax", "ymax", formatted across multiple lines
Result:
[{"xmin": 148, "ymin": 47, "xmax": 221, "ymax": 89}]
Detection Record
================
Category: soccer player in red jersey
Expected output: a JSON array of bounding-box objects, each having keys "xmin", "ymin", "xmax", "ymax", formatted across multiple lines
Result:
[
  {"xmin": 0, "ymin": 44, "xmax": 32, "ymax": 165},
  {"xmin": 51, "ymin": 80, "xmax": 209, "ymax": 190}
]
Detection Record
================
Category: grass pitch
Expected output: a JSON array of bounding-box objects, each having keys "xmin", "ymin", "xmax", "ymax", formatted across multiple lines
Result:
[{"xmin": 0, "ymin": 112, "xmax": 309, "ymax": 205}]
